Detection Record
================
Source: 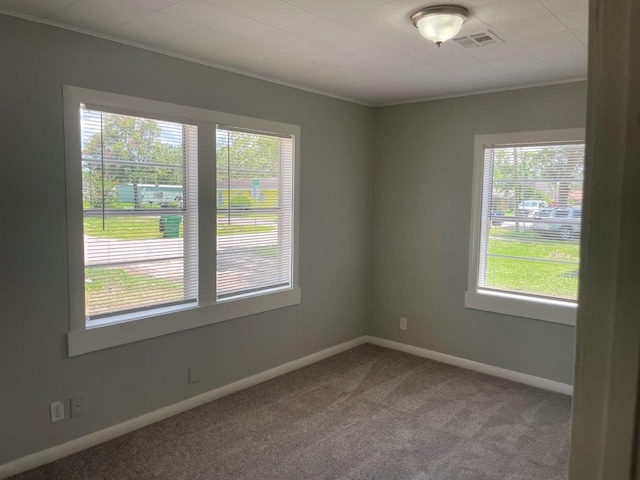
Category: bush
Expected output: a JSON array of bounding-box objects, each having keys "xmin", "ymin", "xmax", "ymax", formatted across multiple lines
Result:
[{"xmin": 230, "ymin": 193, "xmax": 252, "ymax": 208}]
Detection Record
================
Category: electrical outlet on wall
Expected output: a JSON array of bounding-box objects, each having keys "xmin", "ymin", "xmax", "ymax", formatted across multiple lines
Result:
[
  {"xmin": 50, "ymin": 401, "xmax": 65, "ymax": 423},
  {"xmin": 400, "ymin": 317, "xmax": 407, "ymax": 330}
]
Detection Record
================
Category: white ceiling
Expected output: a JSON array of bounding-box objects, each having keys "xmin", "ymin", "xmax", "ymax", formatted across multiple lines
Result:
[{"xmin": 0, "ymin": 0, "xmax": 588, "ymax": 105}]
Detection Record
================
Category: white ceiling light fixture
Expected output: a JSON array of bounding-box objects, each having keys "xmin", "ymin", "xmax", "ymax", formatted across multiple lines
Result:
[{"xmin": 411, "ymin": 5, "xmax": 470, "ymax": 47}]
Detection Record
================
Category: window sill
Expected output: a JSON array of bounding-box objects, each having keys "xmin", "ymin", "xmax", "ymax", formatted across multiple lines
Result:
[
  {"xmin": 464, "ymin": 290, "xmax": 576, "ymax": 326},
  {"xmin": 68, "ymin": 287, "xmax": 301, "ymax": 356}
]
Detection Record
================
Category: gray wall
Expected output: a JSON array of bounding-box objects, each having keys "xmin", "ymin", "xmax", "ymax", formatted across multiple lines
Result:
[
  {"xmin": 370, "ymin": 82, "xmax": 587, "ymax": 385},
  {"xmin": 0, "ymin": 12, "xmax": 587, "ymax": 467},
  {"xmin": 0, "ymin": 15, "xmax": 372, "ymax": 464}
]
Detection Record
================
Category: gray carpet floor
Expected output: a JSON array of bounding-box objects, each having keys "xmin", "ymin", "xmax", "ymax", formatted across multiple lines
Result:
[{"xmin": 13, "ymin": 344, "xmax": 571, "ymax": 479}]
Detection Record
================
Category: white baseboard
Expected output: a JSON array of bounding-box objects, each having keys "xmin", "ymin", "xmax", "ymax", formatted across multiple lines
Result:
[
  {"xmin": 0, "ymin": 336, "xmax": 368, "ymax": 479},
  {"xmin": 366, "ymin": 336, "xmax": 573, "ymax": 396}
]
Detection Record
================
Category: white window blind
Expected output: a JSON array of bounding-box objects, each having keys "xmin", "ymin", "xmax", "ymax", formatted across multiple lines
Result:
[
  {"xmin": 478, "ymin": 141, "xmax": 585, "ymax": 301},
  {"xmin": 216, "ymin": 127, "xmax": 294, "ymax": 300},
  {"xmin": 81, "ymin": 107, "xmax": 198, "ymax": 321}
]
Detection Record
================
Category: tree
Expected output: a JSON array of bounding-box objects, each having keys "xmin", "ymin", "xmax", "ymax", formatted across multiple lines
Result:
[
  {"xmin": 82, "ymin": 112, "xmax": 184, "ymax": 207},
  {"xmin": 491, "ymin": 145, "xmax": 583, "ymax": 210},
  {"xmin": 216, "ymin": 131, "xmax": 280, "ymax": 181},
  {"xmin": 215, "ymin": 130, "xmax": 281, "ymax": 225},
  {"xmin": 551, "ymin": 144, "xmax": 583, "ymax": 206},
  {"xmin": 84, "ymin": 170, "xmax": 118, "ymax": 208}
]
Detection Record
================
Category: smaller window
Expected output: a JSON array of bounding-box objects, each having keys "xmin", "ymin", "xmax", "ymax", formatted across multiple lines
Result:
[
  {"xmin": 215, "ymin": 127, "xmax": 294, "ymax": 301},
  {"xmin": 466, "ymin": 129, "xmax": 585, "ymax": 325}
]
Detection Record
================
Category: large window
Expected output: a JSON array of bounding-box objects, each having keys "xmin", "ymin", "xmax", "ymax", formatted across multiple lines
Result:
[
  {"xmin": 466, "ymin": 129, "xmax": 585, "ymax": 325},
  {"xmin": 81, "ymin": 109, "xmax": 198, "ymax": 324},
  {"xmin": 65, "ymin": 87, "xmax": 300, "ymax": 355}
]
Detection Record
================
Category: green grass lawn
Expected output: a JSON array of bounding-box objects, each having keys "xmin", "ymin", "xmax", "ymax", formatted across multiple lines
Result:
[
  {"xmin": 486, "ymin": 227, "xmax": 579, "ymax": 299},
  {"xmin": 218, "ymin": 212, "xmax": 278, "ymax": 221},
  {"xmin": 84, "ymin": 216, "xmax": 176, "ymax": 240},
  {"xmin": 84, "ymin": 214, "xmax": 279, "ymax": 314},
  {"xmin": 489, "ymin": 230, "xmax": 579, "ymax": 261},
  {"xmin": 85, "ymin": 267, "xmax": 183, "ymax": 316},
  {"xmin": 83, "ymin": 219, "xmax": 579, "ymax": 312},
  {"xmin": 84, "ymin": 216, "xmax": 274, "ymax": 240},
  {"xmin": 217, "ymin": 224, "xmax": 275, "ymax": 236}
]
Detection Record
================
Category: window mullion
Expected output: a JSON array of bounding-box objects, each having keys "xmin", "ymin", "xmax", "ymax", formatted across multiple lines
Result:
[
  {"xmin": 183, "ymin": 124, "xmax": 199, "ymax": 302},
  {"xmin": 197, "ymin": 122, "xmax": 217, "ymax": 306}
]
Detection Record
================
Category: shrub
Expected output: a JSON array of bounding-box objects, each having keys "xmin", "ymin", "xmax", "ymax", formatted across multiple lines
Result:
[{"xmin": 230, "ymin": 192, "xmax": 252, "ymax": 208}]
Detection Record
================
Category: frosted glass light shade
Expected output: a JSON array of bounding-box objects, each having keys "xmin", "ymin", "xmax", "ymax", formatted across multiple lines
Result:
[{"xmin": 411, "ymin": 6, "xmax": 469, "ymax": 46}]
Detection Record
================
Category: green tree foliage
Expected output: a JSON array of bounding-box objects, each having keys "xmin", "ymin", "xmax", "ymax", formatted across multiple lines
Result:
[
  {"xmin": 491, "ymin": 145, "xmax": 584, "ymax": 211},
  {"xmin": 84, "ymin": 170, "xmax": 118, "ymax": 208},
  {"xmin": 216, "ymin": 131, "xmax": 280, "ymax": 181},
  {"xmin": 82, "ymin": 113, "xmax": 184, "ymax": 207}
]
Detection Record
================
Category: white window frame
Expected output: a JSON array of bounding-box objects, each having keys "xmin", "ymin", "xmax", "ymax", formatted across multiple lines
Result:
[
  {"xmin": 64, "ymin": 86, "xmax": 300, "ymax": 356},
  {"xmin": 465, "ymin": 128, "xmax": 585, "ymax": 326}
]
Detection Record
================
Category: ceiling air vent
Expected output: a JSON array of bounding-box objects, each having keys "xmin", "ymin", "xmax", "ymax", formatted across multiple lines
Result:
[{"xmin": 452, "ymin": 30, "xmax": 504, "ymax": 48}]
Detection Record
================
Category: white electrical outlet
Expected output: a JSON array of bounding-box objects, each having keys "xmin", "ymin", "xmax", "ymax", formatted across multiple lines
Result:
[
  {"xmin": 400, "ymin": 317, "xmax": 407, "ymax": 330},
  {"xmin": 50, "ymin": 401, "xmax": 65, "ymax": 423},
  {"xmin": 70, "ymin": 395, "xmax": 88, "ymax": 418}
]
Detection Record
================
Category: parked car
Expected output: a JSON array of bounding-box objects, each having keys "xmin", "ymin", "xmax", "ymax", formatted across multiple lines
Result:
[
  {"xmin": 491, "ymin": 210, "xmax": 505, "ymax": 226},
  {"xmin": 532, "ymin": 207, "xmax": 582, "ymax": 240},
  {"xmin": 516, "ymin": 200, "xmax": 549, "ymax": 217}
]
